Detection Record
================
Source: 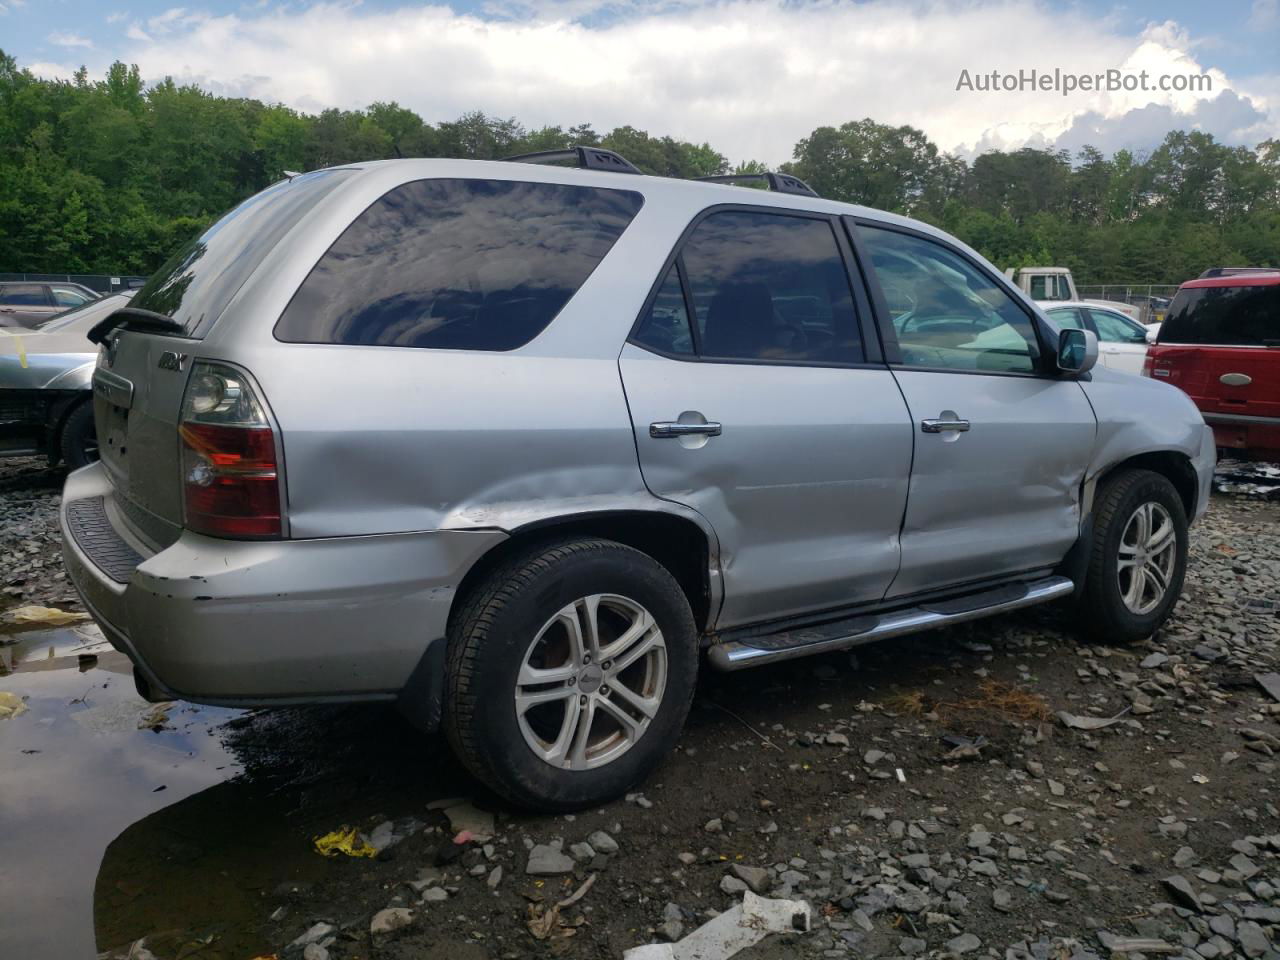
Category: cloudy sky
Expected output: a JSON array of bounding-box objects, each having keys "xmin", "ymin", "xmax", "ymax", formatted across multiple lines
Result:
[{"xmin": 4, "ymin": 0, "xmax": 1279, "ymax": 163}]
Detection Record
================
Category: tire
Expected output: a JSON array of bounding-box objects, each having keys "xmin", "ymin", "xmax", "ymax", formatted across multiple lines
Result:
[
  {"xmin": 1076, "ymin": 469, "xmax": 1188, "ymax": 643},
  {"xmin": 58, "ymin": 401, "xmax": 99, "ymax": 470},
  {"xmin": 444, "ymin": 538, "xmax": 698, "ymax": 812}
]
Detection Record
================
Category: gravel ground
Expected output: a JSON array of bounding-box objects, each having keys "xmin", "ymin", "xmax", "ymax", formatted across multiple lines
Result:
[{"xmin": 2, "ymin": 458, "xmax": 1278, "ymax": 960}]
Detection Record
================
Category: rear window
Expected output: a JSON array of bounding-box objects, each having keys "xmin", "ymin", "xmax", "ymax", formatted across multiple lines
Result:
[
  {"xmin": 1, "ymin": 284, "xmax": 48, "ymax": 306},
  {"xmin": 274, "ymin": 179, "xmax": 644, "ymax": 351},
  {"xmin": 130, "ymin": 169, "xmax": 355, "ymax": 336},
  {"xmin": 1160, "ymin": 283, "xmax": 1280, "ymax": 346}
]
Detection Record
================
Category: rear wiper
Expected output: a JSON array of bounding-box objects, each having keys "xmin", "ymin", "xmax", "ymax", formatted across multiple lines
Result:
[{"xmin": 88, "ymin": 307, "xmax": 186, "ymax": 345}]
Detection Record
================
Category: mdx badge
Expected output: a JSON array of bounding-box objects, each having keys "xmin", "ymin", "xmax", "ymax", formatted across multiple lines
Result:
[{"xmin": 159, "ymin": 350, "xmax": 188, "ymax": 372}]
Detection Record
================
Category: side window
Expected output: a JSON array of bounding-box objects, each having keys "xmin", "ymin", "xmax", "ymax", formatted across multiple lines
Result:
[
  {"xmin": 679, "ymin": 211, "xmax": 863, "ymax": 364},
  {"xmin": 633, "ymin": 264, "xmax": 694, "ymax": 356},
  {"xmin": 276, "ymin": 179, "xmax": 644, "ymax": 351},
  {"xmin": 1045, "ymin": 307, "xmax": 1086, "ymax": 330},
  {"xmin": 51, "ymin": 286, "xmax": 93, "ymax": 307},
  {"xmin": 1087, "ymin": 308, "xmax": 1143, "ymax": 343},
  {"xmin": 1, "ymin": 284, "xmax": 49, "ymax": 306},
  {"xmin": 859, "ymin": 226, "xmax": 1041, "ymax": 374},
  {"xmin": 1028, "ymin": 275, "xmax": 1049, "ymax": 300}
]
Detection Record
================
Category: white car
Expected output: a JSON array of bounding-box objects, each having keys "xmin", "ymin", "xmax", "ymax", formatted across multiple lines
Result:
[{"xmin": 1042, "ymin": 301, "xmax": 1150, "ymax": 375}]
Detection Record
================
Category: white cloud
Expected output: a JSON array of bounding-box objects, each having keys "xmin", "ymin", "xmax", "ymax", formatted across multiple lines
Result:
[
  {"xmin": 1250, "ymin": 0, "xmax": 1279, "ymax": 31},
  {"xmin": 18, "ymin": 0, "xmax": 1280, "ymax": 162},
  {"xmin": 126, "ymin": 23, "xmax": 152, "ymax": 41},
  {"xmin": 48, "ymin": 31, "xmax": 94, "ymax": 48},
  {"xmin": 106, "ymin": 11, "xmax": 129, "ymax": 24}
]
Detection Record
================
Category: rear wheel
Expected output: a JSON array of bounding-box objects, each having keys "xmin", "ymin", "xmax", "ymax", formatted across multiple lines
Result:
[
  {"xmin": 58, "ymin": 401, "xmax": 98, "ymax": 470},
  {"xmin": 1077, "ymin": 469, "xmax": 1188, "ymax": 642},
  {"xmin": 444, "ymin": 538, "xmax": 698, "ymax": 811}
]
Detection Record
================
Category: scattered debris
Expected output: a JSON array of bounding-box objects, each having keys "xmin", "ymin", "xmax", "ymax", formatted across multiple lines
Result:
[
  {"xmin": 1257, "ymin": 672, "xmax": 1280, "ymax": 703},
  {"xmin": 3, "ymin": 604, "xmax": 89, "ymax": 626},
  {"xmin": 312, "ymin": 826, "xmax": 378, "ymax": 859},
  {"xmin": 0, "ymin": 690, "xmax": 27, "ymax": 719},
  {"xmin": 136, "ymin": 702, "xmax": 174, "ymax": 732},
  {"xmin": 1056, "ymin": 705, "xmax": 1131, "ymax": 730},
  {"xmin": 623, "ymin": 891, "xmax": 811, "ymax": 960}
]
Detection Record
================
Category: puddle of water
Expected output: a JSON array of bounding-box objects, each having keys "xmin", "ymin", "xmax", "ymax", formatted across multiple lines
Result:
[
  {"xmin": 0, "ymin": 624, "xmax": 243, "ymax": 956},
  {"xmin": 1, "ymin": 621, "xmax": 472, "ymax": 959}
]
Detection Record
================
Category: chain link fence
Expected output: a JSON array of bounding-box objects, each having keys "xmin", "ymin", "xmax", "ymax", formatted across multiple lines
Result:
[{"xmin": 1078, "ymin": 284, "xmax": 1181, "ymax": 324}]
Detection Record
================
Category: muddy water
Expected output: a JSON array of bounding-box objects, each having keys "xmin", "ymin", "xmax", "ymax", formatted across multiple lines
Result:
[{"xmin": 0, "ymin": 621, "xmax": 467, "ymax": 958}]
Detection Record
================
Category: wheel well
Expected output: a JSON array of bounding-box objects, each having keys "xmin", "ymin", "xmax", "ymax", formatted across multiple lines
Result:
[
  {"xmin": 451, "ymin": 512, "xmax": 715, "ymax": 634},
  {"xmin": 1097, "ymin": 451, "xmax": 1198, "ymax": 519}
]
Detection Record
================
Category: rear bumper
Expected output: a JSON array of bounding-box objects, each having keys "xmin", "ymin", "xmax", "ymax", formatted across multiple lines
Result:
[
  {"xmin": 60, "ymin": 462, "xmax": 507, "ymax": 707},
  {"xmin": 1203, "ymin": 412, "xmax": 1280, "ymax": 461}
]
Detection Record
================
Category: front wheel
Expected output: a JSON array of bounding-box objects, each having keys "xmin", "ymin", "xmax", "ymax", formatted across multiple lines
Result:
[
  {"xmin": 443, "ymin": 539, "xmax": 698, "ymax": 811},
  {"xmin": 1077, "ymin": 469, "xmax": 1188, "ymax": 642}
]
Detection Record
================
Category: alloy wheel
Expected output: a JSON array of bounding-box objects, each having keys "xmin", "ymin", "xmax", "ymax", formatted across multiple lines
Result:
[
  {"xmin": 1117, "ymin": 501, "xmax": 1177, "ymax": 615},
  {"xmin": 514, "ymin": 594, "xmax": 667, "ymax": 771}
]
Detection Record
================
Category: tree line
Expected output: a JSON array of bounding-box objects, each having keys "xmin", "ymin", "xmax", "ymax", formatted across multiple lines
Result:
[{"xmin": 2, "ymin": 51, "xmax": 1278, "ymax": 284}]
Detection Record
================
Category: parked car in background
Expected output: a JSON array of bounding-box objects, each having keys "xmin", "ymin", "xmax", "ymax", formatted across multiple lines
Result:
[
  {"xmin": 1145, "ymin": 272, "xmax": 1280, "ymax": 461},
  {"xmin": 1198, "ymin": 266, "xmax": 1278, "ymax": 279},
  {"xmin": 61, "ymin": 155, "xmax": 1213, "ymax": 811},
  {"xmin": 1, "ymin": 293, "xmax": 130, "ymax": 466},
  {"xmin": 1042, "ymin": 302, "xmax": 1151, "ymax": 374},
  {"xmin": 0, "ymin": 280, "xmax": 101, "ymax": 327}
]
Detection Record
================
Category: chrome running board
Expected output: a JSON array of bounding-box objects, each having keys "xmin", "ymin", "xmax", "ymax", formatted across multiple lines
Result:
[{"xmin": 707, "ymin": 575, "xmax": 1074, "ymax": 671}]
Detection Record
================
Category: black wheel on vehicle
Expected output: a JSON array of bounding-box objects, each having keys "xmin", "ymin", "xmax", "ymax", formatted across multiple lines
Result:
[
  {"xmin": 443, "ymin": 538, "xmax": 698, "ymax": 812},
  {"xmin": 59, "ymin": 402, "xmax": 99, "ymax": 470},
  {"xmin": 1077, "ymin": 469, "xmax": 1188, "ymax": 642}
]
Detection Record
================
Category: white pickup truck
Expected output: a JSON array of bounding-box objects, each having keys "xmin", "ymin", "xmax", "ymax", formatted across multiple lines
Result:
[{"xmin": 1005, "ymin": 267, "xmax": 1141, "ymax": 321}]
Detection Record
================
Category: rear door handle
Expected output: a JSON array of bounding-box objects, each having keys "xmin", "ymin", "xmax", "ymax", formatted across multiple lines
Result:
[
  {"xmin": 650, "ymin": 421, "xmax": 722, "ymax": 438},
  {"xmin": 921, "ymin": 417, "xmax": 970, "ymax": 433}
]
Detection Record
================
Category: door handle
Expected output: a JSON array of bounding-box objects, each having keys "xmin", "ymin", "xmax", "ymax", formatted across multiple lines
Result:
[
  {"xmin": 650, "ymin": 421, "xmax": 722, "ymax": 438},
  {"xmin": 921, "ymin": 417, "xmax": 970, "ymax": 433}
]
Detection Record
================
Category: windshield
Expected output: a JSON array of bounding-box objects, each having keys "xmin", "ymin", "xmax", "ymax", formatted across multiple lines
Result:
[{"xmin": 129, "ymin": 169, "xmax": 355, "ymax": 337}]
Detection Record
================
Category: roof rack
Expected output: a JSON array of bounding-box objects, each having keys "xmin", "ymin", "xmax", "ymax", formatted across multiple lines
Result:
[
  {"xmin": 1198, "ymin": 266, "xmax": 1280, "ymax": 279},
  {"xmin": 503, "ymin": 145, "xmax": 641, "ymax": 175},
  {"xmin": 694, "ymin": 172, "xmax": 819, "ymax": 198}
]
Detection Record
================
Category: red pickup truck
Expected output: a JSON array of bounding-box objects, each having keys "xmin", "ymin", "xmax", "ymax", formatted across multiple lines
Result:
[{"xmin": 1144, "ymin": 272, "xmax": 1280, "ymax": 461}]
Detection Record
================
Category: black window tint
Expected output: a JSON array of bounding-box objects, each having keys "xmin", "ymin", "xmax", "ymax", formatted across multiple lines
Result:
[
  {"xmin": 680, "ymin": 211, "xmax": 862, "ymax": 363},
  {"xmin": 132, "ymin": 169, "xmax": 355, "ymax": 336},
  {"xmin": 1159, "ymin": 284, "xmax": 1280, "ymax": 346},
  {"xmin": 633, "ymin": 264, "xmax": 694, "ymax": 356},
  {"xmin": 860, "ymin": 226, "xmax": 1040, "ymax": 374},
  {"xmin": 1, "ymin": 284, "xmax": 48, "ymax": 306},
  {"xmin": 276, "ymin": 179, "xmax": 644, "ymax": 351}
]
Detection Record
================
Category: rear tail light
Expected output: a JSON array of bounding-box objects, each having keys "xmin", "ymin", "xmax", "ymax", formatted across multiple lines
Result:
[
  {"xmin": 1141, "ymin": 352, "xmax": 1154, "ymax": 378},
  {"xmin": 179, "ymin": 362, "xmax": 283, "ymax": 538}
]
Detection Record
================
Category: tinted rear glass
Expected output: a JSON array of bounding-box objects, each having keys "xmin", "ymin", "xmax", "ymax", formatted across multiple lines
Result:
[
  {"xmin": 130, "ymin": 169, "xmax": 355, "ymax": 336},
  {"xmin": 275, "ymin": 179, "xmax": 644, "ymax": 351},
  {"xmin": 1160, "ymin": 284, "xmax": 1280, "ymax": 346}
]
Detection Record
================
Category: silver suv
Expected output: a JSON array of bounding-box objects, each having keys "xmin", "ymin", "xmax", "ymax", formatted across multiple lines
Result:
[{"xmin": 61, "ymin": 150, "xmax": 1215, "ymax": 810}]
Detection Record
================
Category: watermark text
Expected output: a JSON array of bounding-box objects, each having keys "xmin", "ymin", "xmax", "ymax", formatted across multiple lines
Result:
[{"xmin": 956, "ymin": 68, "xmax": 1212, "ymax": 96}]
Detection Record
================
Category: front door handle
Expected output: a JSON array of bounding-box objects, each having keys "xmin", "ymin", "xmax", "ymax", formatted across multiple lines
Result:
[
  {"xmin": 650, "ymin": 421, "xmax": 722, "ymax": 438},
  {"xmin": 921, "ymin": 416, "xmax": 970, "ymax": 433}
]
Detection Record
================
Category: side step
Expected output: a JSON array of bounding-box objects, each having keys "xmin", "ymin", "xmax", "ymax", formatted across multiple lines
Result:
[{"xmin": 707, "ymin": 575, "xmax": 1073, "ymax": 671}]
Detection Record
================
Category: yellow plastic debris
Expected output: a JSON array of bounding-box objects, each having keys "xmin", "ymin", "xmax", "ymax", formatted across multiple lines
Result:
[
  {"xmin": 313, "ymin": 825, "xmax": 378, "ymax": 858},
  {"xmin": 6, "ymin": 605, "xmax": 90, "ymax": 626},
  {"xmin": 0, "ymin": 691, "xmax": 28, "ymax": 719}
]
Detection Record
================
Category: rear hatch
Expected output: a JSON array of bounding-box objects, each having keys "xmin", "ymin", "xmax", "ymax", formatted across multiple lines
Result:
[
  {"xmin": 1147, "ymin": 275, "xmax": 1280, "ymax": 452},
  {"xmin": 91, "ymin": 169, "xmax": 354, "ymax": 546}
]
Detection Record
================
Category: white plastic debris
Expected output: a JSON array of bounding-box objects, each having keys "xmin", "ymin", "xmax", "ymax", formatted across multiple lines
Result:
[{"xmin": 623, "ymin": 891, "xmax": 811, "ymax": 960}]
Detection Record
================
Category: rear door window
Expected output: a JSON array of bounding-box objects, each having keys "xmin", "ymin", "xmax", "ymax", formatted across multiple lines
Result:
[
  {"xmin": 130, "ymin": 169, "xmax": 356, "ymax": 337},
  {"xmin": 276, "ymin": 179, "xmax": 644, "ymax": 351},
  {"xmin": 1160, "ymin": 284, "xmax": 1280, "ymax": 346},
  {"xmin": 1, "ymin": 284, "xmax": 49, "ymax": 306},
  {"xmin": 673, "ymin": 210, "xmax": 863, "ymax": 364},
  {"xmin": 50, "ymin": 286, "xmax": 94, "ymax": 307}
]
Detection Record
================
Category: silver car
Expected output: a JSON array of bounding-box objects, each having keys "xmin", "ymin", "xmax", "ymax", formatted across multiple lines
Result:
[
  {"xmin": 61, "ymin": 152, "xmax": 1215, "ymax": 810},
  {"xmin": 1, "ymin": 293, "xmax": 132, "ymax": 466}
]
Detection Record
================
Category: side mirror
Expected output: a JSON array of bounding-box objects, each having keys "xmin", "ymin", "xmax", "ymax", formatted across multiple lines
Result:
[
  {"xmin": 1057, "ymin": 328, "xmax": 1098, "ymax": 374},
  {"xmin": 1144, "ymin": 327, "xmax": 1159, "ymax": 344}
]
